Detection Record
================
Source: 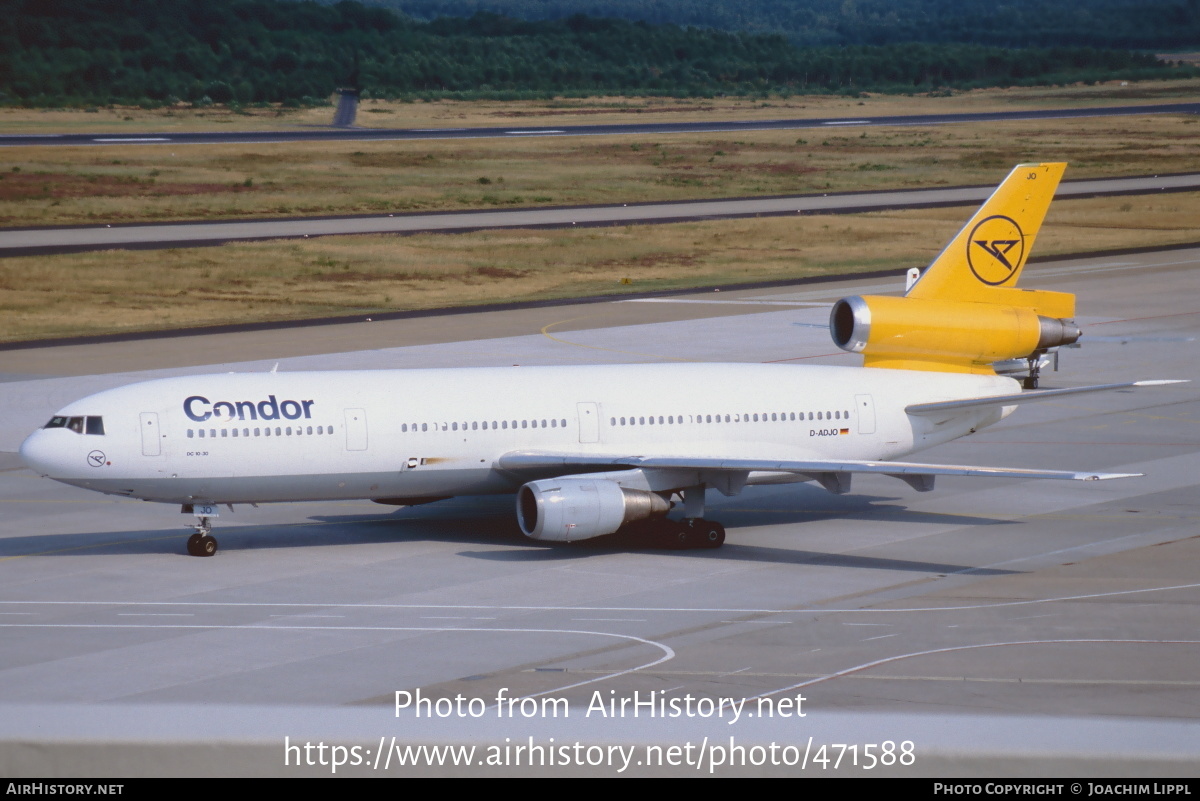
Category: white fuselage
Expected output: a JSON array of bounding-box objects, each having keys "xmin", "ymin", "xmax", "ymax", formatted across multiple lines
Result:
[{"xmin": 19, "ymin": 363, "xmax": 1016, "ymax": 505}]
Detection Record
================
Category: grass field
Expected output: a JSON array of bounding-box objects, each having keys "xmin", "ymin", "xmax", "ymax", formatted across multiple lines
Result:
[
  {"xmin": 2, "ymin": 80, "xmax": 1200, "ymax": 228},
  {"xmin": 1, "ymin": 82, "xmax": 1198, "ymax": 343},
  {"xmin": 2, "ymin": 192, "xmax": 1196, "ymax": 343}
]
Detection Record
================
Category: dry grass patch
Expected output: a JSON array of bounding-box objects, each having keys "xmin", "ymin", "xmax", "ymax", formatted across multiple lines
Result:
[
  {"xmin": 2, "ymin": 193, "xmax": 1196, "ymax": 343},
  {"xmin": 3, "ymin": 111, "xmax": 1200, "ymax": 227}
]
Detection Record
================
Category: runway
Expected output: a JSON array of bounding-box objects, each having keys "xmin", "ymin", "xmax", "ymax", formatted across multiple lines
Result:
[
  {"xmin": 4, "ymin": 172, "xmax": 1199, "ymax": 257},
  {"xmin": 0, "ymin": 247, "xmax": 1197, "ymax": 776},
  {"xmin": 2, "ymin": 102, "xmax": 1197, "ymax": 149}
]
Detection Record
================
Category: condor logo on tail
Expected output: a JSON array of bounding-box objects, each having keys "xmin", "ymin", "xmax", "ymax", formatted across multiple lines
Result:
[{"xmin": 968, "ymin": 214, "xmax": 1025, "ymax": 285}]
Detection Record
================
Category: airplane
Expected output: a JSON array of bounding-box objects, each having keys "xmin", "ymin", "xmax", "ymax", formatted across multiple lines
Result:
[{"xmin": 19, "ymin": 162, "xmax": 1184, "ymax": 556}]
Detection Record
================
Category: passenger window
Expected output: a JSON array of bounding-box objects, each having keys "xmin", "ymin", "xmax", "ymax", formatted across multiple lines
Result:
[
  {"xmin": 187, "ymin": 430, "xmax": 194, "ymax": 439},
  {"xmin": 199, "ymin": 429, "xmax": 206, "ymax": 438}
]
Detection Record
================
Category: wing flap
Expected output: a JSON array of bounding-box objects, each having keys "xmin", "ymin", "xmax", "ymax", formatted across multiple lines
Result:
[{"xmin": 497, "ymin": 451, "xmax": 1141, "ymax": 482}]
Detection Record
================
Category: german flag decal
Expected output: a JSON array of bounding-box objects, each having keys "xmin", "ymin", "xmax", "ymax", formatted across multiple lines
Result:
[{"xmin": 840, "ymin": 428, "xmax": 850, "ymax": 435}]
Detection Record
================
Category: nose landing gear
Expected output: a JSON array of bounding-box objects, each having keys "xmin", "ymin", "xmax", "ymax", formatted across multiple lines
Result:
[{"xmin": 183, "ymin": 509, "xmax": 218, "ymax": 557}]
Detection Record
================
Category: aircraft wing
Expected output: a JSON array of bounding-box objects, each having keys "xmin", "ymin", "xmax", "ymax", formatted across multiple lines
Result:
[
  {"xmin": 904, "ymin": 380, "xmax": 1186, "ymax": 416},
  {"xmin": 496, "ymin": 451, "xmax": 1141, "ymax": 485}
]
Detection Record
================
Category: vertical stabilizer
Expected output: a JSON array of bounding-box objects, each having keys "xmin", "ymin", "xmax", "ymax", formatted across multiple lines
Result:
[{"xmin": 907, "ymin": 163, "xmax": 1066, "ymax": 303}]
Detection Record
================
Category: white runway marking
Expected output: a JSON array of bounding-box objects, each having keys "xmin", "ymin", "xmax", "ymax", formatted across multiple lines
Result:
[
  {"xmin": 0, "ymin": 622, "xmax": 675, "ymax": 696},
  {"xmin": 5, "ymin": 581, "xmax": 1196, "ymax": 615},
  {"xmin": 743, "ymin": 639, "xmax": 1200, "ymax": 700}
]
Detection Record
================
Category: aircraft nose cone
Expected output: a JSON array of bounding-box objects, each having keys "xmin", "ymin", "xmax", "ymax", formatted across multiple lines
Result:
[{"xmin": 19, "ymin": 429, "xmax": 58, "ymax": 476}]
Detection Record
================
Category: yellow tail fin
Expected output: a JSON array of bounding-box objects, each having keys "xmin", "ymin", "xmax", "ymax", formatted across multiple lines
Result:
[{"xmin": 907, "ymin": 162, "xmax": 1067, "ymax": 311}]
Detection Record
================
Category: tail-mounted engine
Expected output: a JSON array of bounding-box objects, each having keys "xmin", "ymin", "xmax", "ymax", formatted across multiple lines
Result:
[{"xmin": 830, "ymin": 294, "xmax": 1081, "ymax": 374}]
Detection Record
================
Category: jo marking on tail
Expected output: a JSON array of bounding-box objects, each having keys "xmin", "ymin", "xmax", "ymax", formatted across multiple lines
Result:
[{"xmin": 20, "ymin": 163, "xmax": 1185, "ymax": 556}]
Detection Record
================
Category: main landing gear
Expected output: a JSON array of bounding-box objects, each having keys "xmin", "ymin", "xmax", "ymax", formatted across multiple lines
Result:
[
  {"xmin": 1022, "ymin": 355, "xmax": 1042, "ymax": 390},
  {"xmin": 646, "ymin": 518, "xmax": 725, "ymax": 550},
  {"xmin": 649, "ymin": 485, "xmax": 725, "ymax": 549},
  {"xmin": 186, "ymin": 517, "xmax": 218, "ymax": 557}
]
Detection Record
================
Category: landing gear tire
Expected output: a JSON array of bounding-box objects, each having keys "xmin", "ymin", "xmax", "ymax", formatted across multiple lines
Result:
[
  {"xmin": 697, "ymin": 521, "xmax": 725, "ymax": 549},
  {"xmin": 655, "ymin": 519, "xmax": 725, "ymax": 550},
  {"xmin": 186, "ymin": 524, "xmax": 218, "ymax": 557}
]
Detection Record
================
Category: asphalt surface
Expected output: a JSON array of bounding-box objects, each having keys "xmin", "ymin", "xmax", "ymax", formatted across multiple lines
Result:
[
  {"xmin": 2, "ymin": 102, "xmax": 1197, "ymax": 148},
  {"xmin": 1, "ymin": 246, "xmax": 1197, "ymax": 776},
  {"xmin": 4, "ymin": 172, "xmax": 1199, "ymax": 257}
]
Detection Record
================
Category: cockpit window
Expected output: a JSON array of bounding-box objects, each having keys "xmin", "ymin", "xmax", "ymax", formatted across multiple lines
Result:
[{"xmin": 43, "ymin": 416, "xmax": 104, "ymax": 435}]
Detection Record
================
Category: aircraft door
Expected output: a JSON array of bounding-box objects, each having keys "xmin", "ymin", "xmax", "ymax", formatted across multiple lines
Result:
[
  {"xmin": 345, "ymin": 408, "xmax": 368, "ymax": 451},
  {"xmin": 855, "ymin": 394, "xmax": 876, "ymax": 435},
  {"xmin": 577, "ymin": 402, "xmax": 599, "ymax": 443},
  {"xmin": 139, "ymin": 412, "xmax": 161, "ymax": 456}
]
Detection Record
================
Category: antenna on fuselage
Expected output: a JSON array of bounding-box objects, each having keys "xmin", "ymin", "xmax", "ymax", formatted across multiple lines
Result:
[{"xmin": 270, "ymin": 362, "xmax": 279, "ymax": 373}]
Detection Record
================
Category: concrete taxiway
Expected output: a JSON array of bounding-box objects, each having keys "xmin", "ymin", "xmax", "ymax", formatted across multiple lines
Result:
[
  {"xmin": 2, "ymin": 102, "xmax": 1196, "ymax": 149},
  {"xmin": 0, "ymin": 247, "xmax": 1197, "ymax": 776}
]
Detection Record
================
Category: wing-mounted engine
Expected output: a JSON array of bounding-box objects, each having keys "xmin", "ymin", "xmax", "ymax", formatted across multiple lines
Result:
[
  {"xmin": 517, "ymin": 477, "xmax": 670, "ymax": 542},
  {"xmin": 829, "ymin": 162, "xmax": 1081, "ymax": 376}
]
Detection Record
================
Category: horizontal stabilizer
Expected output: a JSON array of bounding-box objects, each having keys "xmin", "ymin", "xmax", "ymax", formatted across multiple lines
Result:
[
  {"xmin": 905, "ymin": 379, "xmax": 1188, "ymax": 416},
  {"xmin": 498, "ymin": 452, "xmax": 1141, "ymax": 483}
]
